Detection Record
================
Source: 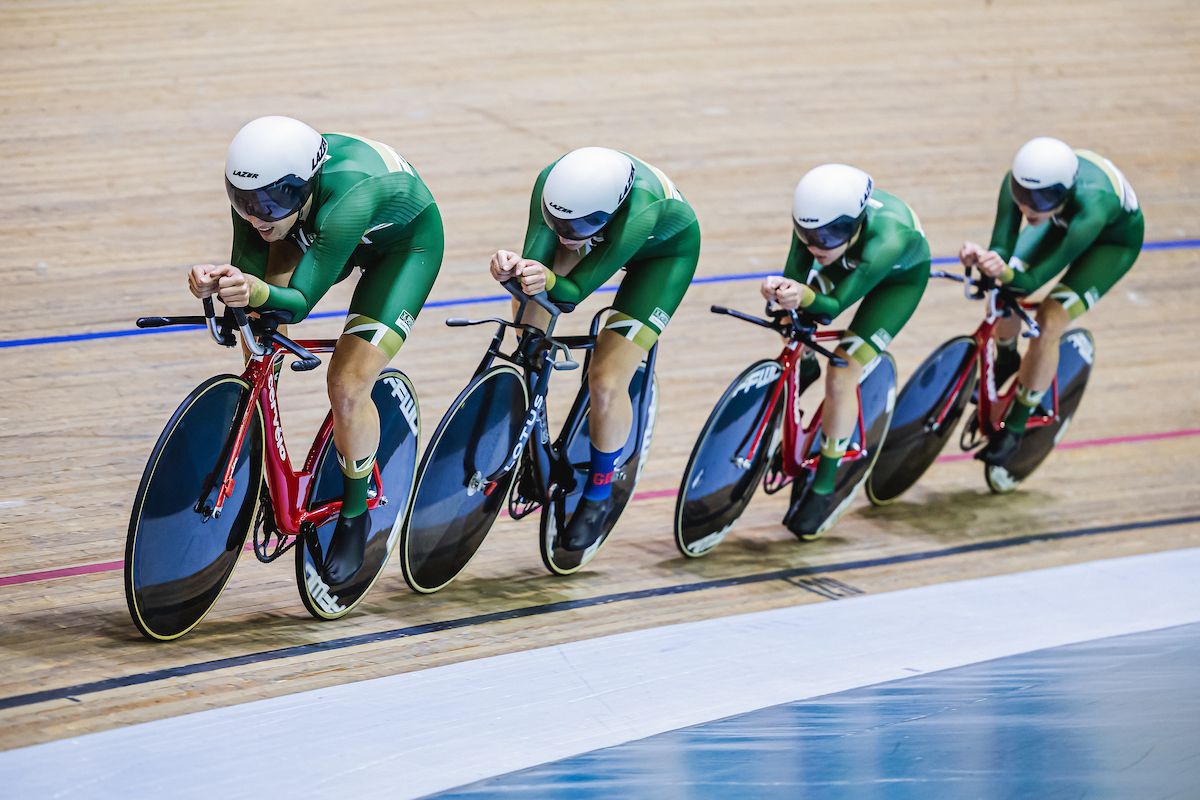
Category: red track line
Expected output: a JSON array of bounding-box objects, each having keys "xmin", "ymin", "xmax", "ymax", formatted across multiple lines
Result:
[{"xmin": 3, "ymin": 426, "xmax": 1198, "ymax": 589}]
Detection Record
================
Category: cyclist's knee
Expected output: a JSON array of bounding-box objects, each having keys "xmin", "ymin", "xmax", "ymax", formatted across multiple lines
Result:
[
  {"xmin": 1036, "ymin": 299, "xmax": 1071, "ymax": 332},
  {"xmin": 825, "ymin": 349, "xmax": 862, "ymax": 392}
]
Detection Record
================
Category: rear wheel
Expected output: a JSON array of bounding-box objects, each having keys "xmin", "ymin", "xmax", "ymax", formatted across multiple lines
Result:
[
  {"xmin": 788, "ymin": 353, "xmax": 897, "ymax": 537},
  {"xmin": 124, "ymin": 376, "xmax": 263, "ymax": 641},
  {"xmin": 986, "ymin": 329, "xmax": 1094, "ymax": 493},
  {"xmin": 538, "ymin": 367, "xmax": 659, "ymax": 575},
  {"xmin": 674, "ymin": 359, "xmax": 784, "ymax": 557},
  {"xmin": 867, "ymin": 336, "xmax": 977, "ymax": 505},
  {"xmin": 296, "ymin": 369, "xmax": 421, "ymax": 619},
  {"xmin": 400, "ymin": 366, "xmax": 527, "ymax": 593}
]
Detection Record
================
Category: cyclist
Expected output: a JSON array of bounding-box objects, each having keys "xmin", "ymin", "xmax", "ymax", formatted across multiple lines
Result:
[
  {"xmin": 187, "ymin": 116, "xmax": 443, "ymax": 585},
  {"xmin": 961, "ymin": 137, "xmax": 1143, "ymax": 468},
  {"xmin": 761, "ymin": 164, "xmax": 930, "ymax": 539},
  {"xmin": 489, "ymin": 147, "xmax": 700, "ymax": 552}
]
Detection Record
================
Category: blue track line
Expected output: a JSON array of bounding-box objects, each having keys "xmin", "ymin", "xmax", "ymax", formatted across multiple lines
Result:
[
  {"xmin": 3, "ymin": 238, "xmax": 1196, "ymax": 351},
  {"xmin": 0, "ymin": 513, "xmax": 1195, "ymax": 711}
]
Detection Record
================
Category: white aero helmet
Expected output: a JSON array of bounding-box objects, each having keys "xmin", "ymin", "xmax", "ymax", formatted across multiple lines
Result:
[
  {"xmin": 541, "ymin": 147, "xmax": 636, "ymax": 241},
  {"xmin": 225, "ymin": 116, "xmax": 328, "ymax": 222},
  {"xmin": 1010, "ymin": 137, "xmax": 1078, "ymax": 212},
  {"xmin": 791, "ymin": 163, "xmax": 873, "ymax": 250}
]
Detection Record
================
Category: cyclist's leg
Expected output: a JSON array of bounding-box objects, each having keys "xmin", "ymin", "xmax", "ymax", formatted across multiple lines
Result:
[
  {"xmin": 587, "ymin": 225, "xmax": 699, "ymax": 490},
  {"xmin": 812, "ymin": 261, "xmax": 929, "ymax": 496},
  {"xmin": 323, "ymin": 206, "xmax": 443, "ymax": 578},
  {"xmin": 1002, "ymin": 237, "xmax": 1141, "ymax": 436},
  {"xmin": 993, "ymin": 221, "xmax": 1064, "ymax": 368}
]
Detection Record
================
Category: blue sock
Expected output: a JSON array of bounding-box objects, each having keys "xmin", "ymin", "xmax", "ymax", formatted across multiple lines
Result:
[{"xmin": 582, "ymin": 445, "xmax": 621, "ymax": 501}]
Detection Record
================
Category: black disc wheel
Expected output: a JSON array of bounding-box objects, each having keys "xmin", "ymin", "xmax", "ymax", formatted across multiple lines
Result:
[
  {"xmin": 986, "ymin": 329, "xmax": 1094, "ymax": 493},
  {"xmin": 788, "ymin": 353, "xmax": 898, "ymax": 538},
  {"xmin": 674, "ymin": 359, "xmax": 784, "ymax": 557},
  {"xmin": 400, "ymin": 366, "xmax": 528, "ymax": 593},
  {"xmin": 296, "ymin": 369, "xmax": 421, "ymax": 619},
  {"xmin": 538, "ymin": 367, "xmax": 659, "ymax": 575},
  {"xmin": 124, "ymin": 375, "xmax": 264, "ymax": 641},
  {"xmin": 867, "ymin": 336, "xmax": 978, "ymax": 506}
]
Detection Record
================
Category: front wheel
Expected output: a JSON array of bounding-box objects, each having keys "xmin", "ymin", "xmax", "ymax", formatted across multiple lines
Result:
[
  {"xmin": 986, "ymin": 329, "xmax": 1094, "ymax": 493},
  {"xmin": 124, "ymin": 375, "xmax": 264, "ymax": 641},
  {"xmin": 674, "ymin": 359, "xmax": 784, "ymax": 557},
  {"xmin": 788, "ymin": 352, "xmax": 897, "ymax": 537},
  {"xmin": 867, "ymin": 336, "xmax": 977, "ymax": 505},
  {"xmin": 400, "ymin": 366, "xmax": 528, "ymax": 593},
  {"xmin": 296, "ymin": 369, "xmax": 421, "ymax": 619},
  {"xmin": 538, "ymin": 367, "xmax": 659, "ymax": 575}
]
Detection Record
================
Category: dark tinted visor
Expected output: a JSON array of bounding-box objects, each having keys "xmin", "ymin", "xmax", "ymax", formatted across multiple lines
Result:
[
  {"xmin": 793, "ymin": 213, "xmax": 862, "ymax": 250},
  {"xmin": 541, "ymin": 203, "xmax": 612, "ymax": 241},
  {"xmin": 226, "ymin": 174, "xmax": 314, "ymax": 222},
  {"xmin": 1010, "ymin": 176, "xmax": 1070, "ymax": 213}
]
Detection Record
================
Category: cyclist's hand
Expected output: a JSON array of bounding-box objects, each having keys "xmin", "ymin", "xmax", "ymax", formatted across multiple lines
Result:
[
  {"xmin": 976, "ymin": 250, "xmax": 1008, "ymax": 279},
  {"xmin": 761, "ymin": 276, "xmax": 805, "ymax": 310},
  {"xmin": 212, "ymin": 265, "xmax": 252, "ymax": 308},
  {"xmin": 958, "ymin": 241, "xmax": 983, "ymax": 268},
  {"xmin": 489, "ymin": 250, "xmax": 520, "ymax": 282},
  {"xmin": 514, "ymin": 260, "xmax": 547, "ymax": 294},
  {"xmin": 188, "ymin": 264, "xmax": 220, "ymax": 299}
]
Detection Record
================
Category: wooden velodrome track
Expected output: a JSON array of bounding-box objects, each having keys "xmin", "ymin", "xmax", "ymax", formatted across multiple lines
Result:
[{"xmin": 1, "ymin": 0, "xmax": 1197, "ymax": 752}]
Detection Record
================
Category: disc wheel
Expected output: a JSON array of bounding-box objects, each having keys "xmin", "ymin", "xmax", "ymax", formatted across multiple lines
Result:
[
  {"xmin": 674, "ymin": 359, "xmax": 783, "ymax": 557},
  {"xmin": 538, "ymin": 368, "xmax": 659, "ymax": 575},
  {"xmin": 986, "ymin": 329, "xmax": 1094, "ymax": 493},
  {"xmin": 788, "ymin": 353, "xmax": 898, "ymax": 538},
  {"xmin": 867, "ymin": 336, "xmax": 977, "ymax": 505},
  {"xmin": 400, "ymin": 366, "xmax": 527, "ymax": 593},
  {"xmin": 124, "ymin": 375, "xmax": 263, "ymax": 641},
  {"xmin": 296, "ymin": 369, "xmax": 421, "ymax": 619}
]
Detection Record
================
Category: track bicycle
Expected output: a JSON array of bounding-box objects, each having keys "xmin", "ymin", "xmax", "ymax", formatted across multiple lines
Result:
[
  {"xmin": 866, "ymin": 266, "xmax": 1094, "ymax": 500},
  {"xmin": 399, "ymin": 280, "xmax": 658, "ymax": 592},
  {"xmin": 124, "ymin": 298, "xmax": 420, "ymax": 641},
  {"xmin": 675, "ymin": 305, "xmax": 897, "ymax": 557}
]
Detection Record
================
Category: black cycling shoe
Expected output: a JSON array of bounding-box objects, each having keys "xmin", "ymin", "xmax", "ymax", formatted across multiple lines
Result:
[
  {"xmin": 322, "ymin": 511, "xmax": 370, "ymax": 585},
  {"xmin": 976, "ymin": 428, "xmax": 1023, "ymax": 466},
  {"xmin": 993, "ymin": 347, "xmax": 1022, "ymax": 390},
  {"xmin": 560, "ymin": 495, "xmax": 615, "ymax": 552},
  {"xmin": 797, "ymin": 356, "xmax": 821, "ymax": 396},
  {"xmin": 784, "ymin": 490, "xmax": 836, "ymax": 541}
]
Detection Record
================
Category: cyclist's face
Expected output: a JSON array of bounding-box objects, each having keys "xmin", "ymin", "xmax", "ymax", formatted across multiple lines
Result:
[
  {"xmin": 806, "ymin": 241, "xmax": 849, "ymax": 266},
  {"xmin": 558, "ymin": 235, "xmax": 589, "ymax": 251},
  {"xmin": 1016, "ymin": 201, "xmax": 1057, "ymax": 227},
  {"xmin": 237, "ymin": 208, "xmax": 298, "ymax": 242}
]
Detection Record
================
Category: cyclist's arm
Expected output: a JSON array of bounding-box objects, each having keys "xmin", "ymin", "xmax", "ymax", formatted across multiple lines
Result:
[
  {"xmin": 520, "ymin": 165, "xmax": 558, "ymax": 268},
  {"xmin": 986, "ymin": 172, "xmax": 1022, "ymax": 263},
  {"xmin": 542, "ymin": 202, "xmax": 665, "ymax": 305},
  {"xmin": 802, "ymin": 235, "xmax": 903, "ymax": 318},
  {"xmin": 781, "ymin": 234, "xmax": 815, "ymax": 283},
  {"xmin": 229, "ymin": 211, "xmax": 269, "ymax": 279},
  {"xmin": 250, "ymin": 182, "xmax": 386, "ymax": 321},
  {"xmin": 1000, "ymin": 196, "xmax": 1116, "ymax": 292}
]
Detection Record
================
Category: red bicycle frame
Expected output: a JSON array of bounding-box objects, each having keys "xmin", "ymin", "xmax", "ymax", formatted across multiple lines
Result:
[
  {"xmin": 928, "ymin": 289, "xmax": 1059, "ymax": 436},
  {"xmin": 738, "ymin": 330, "xmax": 871, "ymax": 477},
  {"xmin": 210, "ymin": 339, "xmax": 385, "ymax": 538}
]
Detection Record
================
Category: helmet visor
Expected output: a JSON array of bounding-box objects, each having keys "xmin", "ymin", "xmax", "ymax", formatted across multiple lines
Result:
[
  {"xmin": 793, "ymin": 214, "xmax": 862, "ymax": 250},
  {"xmin": 226, "ymin": 174, "xmax": 314, "ymax": 222},
  {"xmin": 541, "ymin": 203, "xmax": 612, "ymax": 242},
  {"xmin": 1009, "ymin": 176, "xmax": 1071, "ymax": 213}
]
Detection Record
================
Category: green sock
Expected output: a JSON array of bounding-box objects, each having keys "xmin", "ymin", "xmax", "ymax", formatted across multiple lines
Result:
[
  {"xmin": 811, "ymin": 435, "xmax": 849, "ymax": 495},
  {"xmin": 337, "ymin": 450, "xmax": 376, "ymax": 518},
  {"xmin": 1005, "ymin": 384, "xmax": 1045, "ymax": 435}
]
